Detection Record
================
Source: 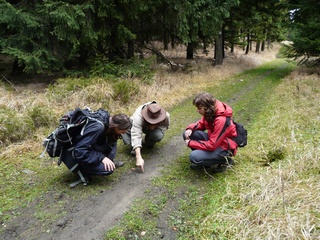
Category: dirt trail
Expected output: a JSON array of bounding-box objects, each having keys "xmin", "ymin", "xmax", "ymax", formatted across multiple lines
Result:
[
  {"xmin": 51, "ymin": 136, "xmax": 184, "ymax": 240},
  {"xmin": 1, "ymin": 53, "xmax": 287, "ymax": 240},
  {"xmin": 1, "ymin": 136, "xmax": 185, "ymax": 240}
]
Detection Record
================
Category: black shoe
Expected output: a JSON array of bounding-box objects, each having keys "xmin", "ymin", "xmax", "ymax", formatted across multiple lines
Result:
[
  {"xmin": 211, "ymin": 158, "xmax": 234, "ymax": 173},
  {"xmin": 190, "ymin": 163, "xmax": 210, "ymax": 170},
  {"xmin": 114, "ymin": 161, "xmax": 125, "ymax": 168},
  {"xmin": 84, "ymin": 176, "xmax": 92, "ymax": 182},
  {"xmin": 130, "ymin": 149, "xmax": 136, "ymax": 156},
  {"xmin": 211, "ymin": 164, "xmax": 227, "ymax": 173},
  {"xmin": 190, "ymin": 163, "xmax": 202, "ymax": 170},
  {"xmin": 226, "ymin": 157, "xmax": 234, "ymax": 165}
]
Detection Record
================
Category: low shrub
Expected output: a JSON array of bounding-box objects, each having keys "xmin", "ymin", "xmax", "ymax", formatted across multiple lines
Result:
[
  {"xmin": 0, "ymin": 108, "xmax": 34, "ymax": 145},
  {"xmin": 28, "ymin": 105, "xmax": 58, "ymax": 128},
  {"xmin": 90, "ymin": 56, "xmax": 156, "ymax": 84},
  {"xmin": 113, "ymin": 80, "xmax": 140, "ymax": 104}
]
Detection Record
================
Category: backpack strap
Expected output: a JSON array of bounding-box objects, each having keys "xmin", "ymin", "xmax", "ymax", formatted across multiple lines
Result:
[
  {"xmin": 214, "ymin": 116, "xmax": 235, "ymax": 154},
  {"xmin": 216, "ymin": 116, "xmax": 230, "ymax": 140},
  {"xmin": 40, "ymin": 138, "xmax": 50, "ymax": 158},
  {"xmin": 77, "ymin": 109, "xmax": 106, "ymax": 136}
]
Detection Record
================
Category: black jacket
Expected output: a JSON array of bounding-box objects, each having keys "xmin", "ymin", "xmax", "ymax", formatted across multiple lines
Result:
[{"xmin": 65, "ymin": 110, "xmax": 114, "ymax": 165}]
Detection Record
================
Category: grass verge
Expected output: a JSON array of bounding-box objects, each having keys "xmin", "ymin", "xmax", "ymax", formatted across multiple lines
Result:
[{"xmin": 104, "ymin": 59, "xmax": 320, "ymax": 239}]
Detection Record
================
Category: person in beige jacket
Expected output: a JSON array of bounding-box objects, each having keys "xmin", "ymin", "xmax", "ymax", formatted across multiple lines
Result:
[{"xmin": 122, "ymin": 101, "xmax": 170, "ymax": 172}]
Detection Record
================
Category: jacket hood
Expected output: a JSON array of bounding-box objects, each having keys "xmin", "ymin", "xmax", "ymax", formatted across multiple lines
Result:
[{"xmin": 215, "ymin": 100, "xmax": 233, "ymax": 117}]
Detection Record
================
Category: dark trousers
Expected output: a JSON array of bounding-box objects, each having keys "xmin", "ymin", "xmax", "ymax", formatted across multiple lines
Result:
[
  {"xmin": 60, "ymin": 144, "xmax": 117, "ymax": 176},
  {"xmin": 122, "ymin": 128, "xmax": 165, "ymax": 148}
]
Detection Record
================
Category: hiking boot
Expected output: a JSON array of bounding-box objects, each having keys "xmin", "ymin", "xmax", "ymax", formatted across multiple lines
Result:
[
  {"xmin": 84, "ymin": 176, "xmax": 92, "ymax": 182},
  {"xmin": 114, "ymin": 161, "xmax": 125, "ymax": 168},
  {"xmin": 190, "ymin": 163, "xmax": 202, "ymax": 170}
]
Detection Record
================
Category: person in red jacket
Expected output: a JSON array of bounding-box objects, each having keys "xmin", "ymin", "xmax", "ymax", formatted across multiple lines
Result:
[{"xmin": 183, "ymin": 92, "xmax": 238, "ymax": 171}]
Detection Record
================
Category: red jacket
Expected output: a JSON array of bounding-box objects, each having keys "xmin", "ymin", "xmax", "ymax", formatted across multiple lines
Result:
[{"xmin": 186, "ymin": 100, "xmax": 238, "ymax": 154}]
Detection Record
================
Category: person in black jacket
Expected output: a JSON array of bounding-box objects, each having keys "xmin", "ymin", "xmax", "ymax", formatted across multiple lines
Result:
[{"xmin": 61, "ymin": 112, "xmax": 131, "ymax": 178}]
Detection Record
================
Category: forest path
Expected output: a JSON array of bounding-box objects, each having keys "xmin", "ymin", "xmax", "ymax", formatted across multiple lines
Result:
[{"xmin": 1, "ymin": 58, "xmax": 292, "ymax": 240}]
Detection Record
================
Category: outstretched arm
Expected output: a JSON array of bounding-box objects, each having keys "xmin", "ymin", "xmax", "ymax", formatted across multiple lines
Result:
[{"xmin": 134, "ymin": 147, "xmax": 144, "ymax": 173}]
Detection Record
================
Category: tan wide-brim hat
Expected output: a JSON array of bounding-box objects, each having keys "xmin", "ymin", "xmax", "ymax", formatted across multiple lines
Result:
[{"xmin": 142, "ymin": 103, "xmax": 166, "ymax": 124}]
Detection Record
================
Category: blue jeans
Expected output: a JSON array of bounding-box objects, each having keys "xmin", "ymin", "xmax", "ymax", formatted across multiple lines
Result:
[{"xmin": 183, "ymin": 130, "xmax": 230, "ymax": 166}]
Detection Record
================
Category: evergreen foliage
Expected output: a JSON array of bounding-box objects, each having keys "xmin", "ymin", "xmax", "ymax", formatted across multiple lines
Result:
[
  {"xmin": 285, "ymin": 0, "xmax": 320, "ymax": 64},
  {"xmin": 1, "ymin": 0, "xmax": 317, "ymax": 75}
]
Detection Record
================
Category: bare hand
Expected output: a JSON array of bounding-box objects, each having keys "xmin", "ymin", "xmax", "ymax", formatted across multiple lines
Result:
[
  {"xmin": 185, "ymin": 129, "xmax": 192, "ymax": 139},
  {"xmin": 102, "ymin": 157, "xmax": 116, "ymax": 171},
  {"xmin": 185, "ymin": 139, "xmax": 190, "ymax": 146},
  {"xmin": 135, "ymin": 156, "xmax": 145, "ymax": 173}
]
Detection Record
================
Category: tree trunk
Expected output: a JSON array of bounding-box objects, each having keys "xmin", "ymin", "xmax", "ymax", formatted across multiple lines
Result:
[
  {"xmin": 186, "ymin": 42, "xmax": 195, "ymax": 59},
  {"xmin": 245, "ymin": 33, "xmax": 250, "ymax": 54},
  {"xmin": 163, "ymin": 28, "xmax": 169, "ymax": 50},
  {"xmin": 230, "ymin": 28, "xmax": 236, "ymax": 53},
  {"xmin": 255, "ymin": 41, "xmax": 260, "ymax": 53},
  {"xmin": 261, "ymin": 40, "xmax": 265, "ymax": 51},
  {"xmin": 214, "ymin": 31, "xmax": 223, "ymax": 65},
  {"xmin": 230, "ymin": 44, "xmax": 234, "ymax": 53},
  {"xmin": 11, "ymin": 58, "xmax": 24, "ymax": 75},
  {"xmin": 171, "ymin": 34, "xmax": 175, "ymax": 49},
  {"xmin": 202, "ymin": 37, "xmax": 209, "ymax": 55},
  {"xmin": 127, "ymin": 40, "xmax": 134, "ymax": 59},
  {"xmin": 222, "ymin": 28, "xmax": 225, "ymax": 59}
]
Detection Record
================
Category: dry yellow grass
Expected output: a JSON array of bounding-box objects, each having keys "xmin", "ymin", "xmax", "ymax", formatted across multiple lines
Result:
[
  {"xmin": 114, "ymin": 44, "xmax": 280, "ymax": 113},
  {"xmin": 1, "ymin": 45, "xmax": 279, "ymax": 113},
  {"xmin": 0, "ymin": 45, "xmax": 280, "ymax": 162}
]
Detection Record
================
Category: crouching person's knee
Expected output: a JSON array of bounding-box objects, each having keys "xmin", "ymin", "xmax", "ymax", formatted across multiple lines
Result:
[
  {"xmin": 60, "ymin": 151, "xmax": 80, "ymax": 173},
  {"xmin": 80, "ymin": 163, "xmax": 114, "ymax": 176}
]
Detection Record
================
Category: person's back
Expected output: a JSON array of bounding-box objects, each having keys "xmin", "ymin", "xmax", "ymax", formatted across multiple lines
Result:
[{"xmin": 60, "ymin": 111, "xmax": 131, "ymax": 184}]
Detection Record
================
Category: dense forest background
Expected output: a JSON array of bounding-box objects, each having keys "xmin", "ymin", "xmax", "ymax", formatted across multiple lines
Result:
[
  {"xmin": 0, "ymin": 0, "xmax": 320, "ymax": 77},
  {"xmin": 1, "ymin": 1, "xmax": 320, "ymax": 239}
]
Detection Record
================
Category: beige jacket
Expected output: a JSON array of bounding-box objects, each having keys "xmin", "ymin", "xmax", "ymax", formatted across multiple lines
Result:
[{"xmin": 130, "ymin": 101, "xmax": 170, "ymax": 150}]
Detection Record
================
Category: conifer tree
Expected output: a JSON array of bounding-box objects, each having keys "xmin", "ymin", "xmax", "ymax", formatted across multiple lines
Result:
[{"xmin": 286, "ymin": 0, "xmax": 320, "ymax": 64}]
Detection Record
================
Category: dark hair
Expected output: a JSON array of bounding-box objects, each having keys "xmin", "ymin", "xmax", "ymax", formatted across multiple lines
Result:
[
  {"xmin": 107, "ymin": 114, "xmax": 131, "ymax": 141},
  {"xmin": 193, "ymin": 92, "xmax": 216, "ymax": 122},
  {"xmin": 110, "ymin": 114, "xmax": 131, "ymax": 130}
]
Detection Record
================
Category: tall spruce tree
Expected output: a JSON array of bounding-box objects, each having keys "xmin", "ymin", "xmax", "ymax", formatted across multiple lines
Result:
[
  {"xmin": 168, "ymin": 0, "xmax": 239, "ymax": 61},
  {"xmin": 286, "ymin": 0, "xmax": 320, "ymax": 64},
  {"xmin": 0, "ymin": 0, "xmax": 140, "ymax": 74},
  {"xmin": 0, "ymin": 1, "xmax": 98, "ymax": 74},
  {"xmin": 226, "ymin": 0, "xmax": 288, "ymax": 55}
]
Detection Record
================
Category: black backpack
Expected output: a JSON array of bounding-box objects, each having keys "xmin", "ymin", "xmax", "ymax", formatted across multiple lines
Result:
[
  {"xmin": 40, "ymin": 107, "xmax": 109, "ymax": 159},
  {"xmin": 217, "ymin": 117, "xmax": 248, "ymax": 148},
  {"xmin": 232, "ymin": 121, "xmax": 247, "ymax": 147}
]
